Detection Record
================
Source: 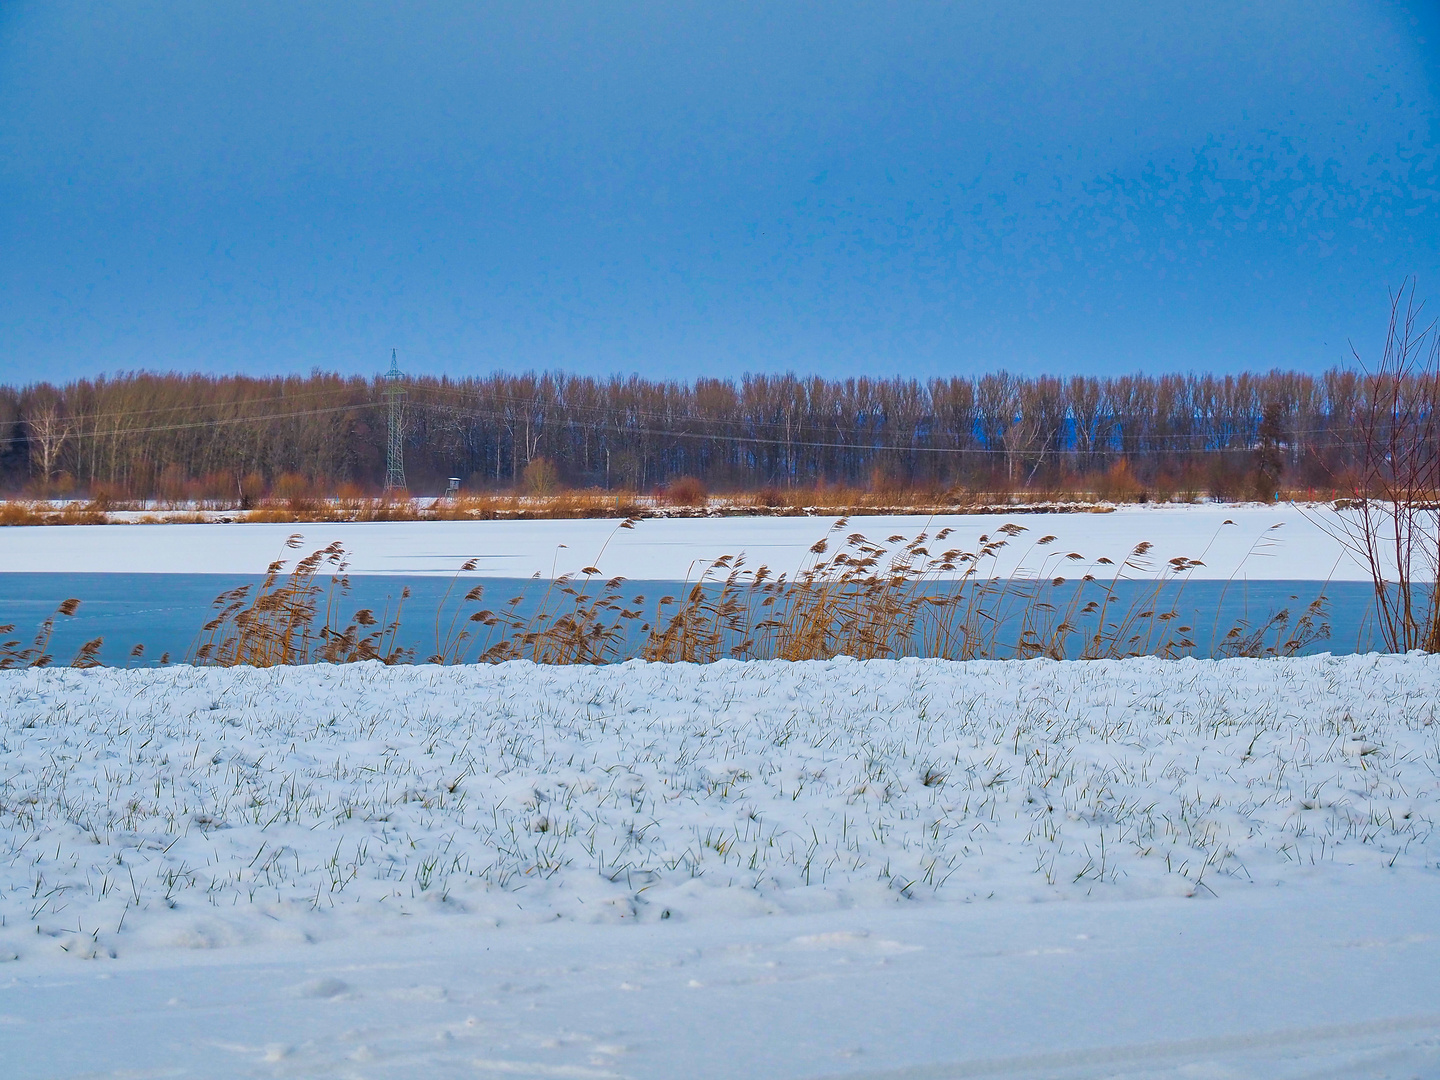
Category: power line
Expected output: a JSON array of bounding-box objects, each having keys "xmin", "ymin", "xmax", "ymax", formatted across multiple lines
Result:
[
  {"xmin": 405, "ymin": 380, "xmax": 1378, "ymax": 446},
  {"xmin": 7, "ymin": 383, "xmax": 369, "ymax": 428},
  {"xmin": 0, "ymin": 392, "xmax": 1383, "ymax": 457},
  {"xmin": 0, "ymin": 401, "xmax": 383, "ymax": 448},
  {"xmin": 400, "ymin": 398, "xmax": 1375, "ymax": 457},
  {"xmin": 0, "ymin": 377, "xmax": 1413, "ymax": 458}
]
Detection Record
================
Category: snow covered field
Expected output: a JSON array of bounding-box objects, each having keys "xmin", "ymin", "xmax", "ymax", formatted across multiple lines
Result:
[
  {"xmin": 0, "ymin": 503, "xmax": 1376, "ymax": 580},
  {"xmin": 4, "ymin": 655, "xmax": 1440, "ymax": 1077}
]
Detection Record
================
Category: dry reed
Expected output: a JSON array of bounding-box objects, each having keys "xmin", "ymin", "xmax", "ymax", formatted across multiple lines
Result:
[
  {"xmin": 0, "ymin": 500, "xmax": 108, "ymax": 526},
  {"xmin": 188, "ymin": 535, "xmax": 411, "ymax": 665},
  {"xmin": 198, "ymin": 521, "xmax": 1330, "ymax": 668},
  {"xmin": 1, "ymin": 522, "xmax": 1331, "ymax": 669},
  {"xmin": 0, "ymin": 597, "xmax": 102, "ymax": 669}
]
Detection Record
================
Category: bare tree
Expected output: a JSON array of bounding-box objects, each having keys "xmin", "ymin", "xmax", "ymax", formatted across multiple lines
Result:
[
  {"xmin": 23, "ymin": 394, "xmax": 70, "ymax": 489},
  {"xmin": 1325, "ymin": 283, "xmax": 1440, "ymax": 652}
]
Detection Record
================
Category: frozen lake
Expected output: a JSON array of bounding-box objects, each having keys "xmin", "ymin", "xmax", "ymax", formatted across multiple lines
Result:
[{"xmin": 0, "ymin": 507, "xmax": 1387, "ymax": 663}]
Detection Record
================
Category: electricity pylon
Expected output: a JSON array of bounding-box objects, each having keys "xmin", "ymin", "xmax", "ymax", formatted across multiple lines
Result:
[{"xmin": 384, "ymin": 349, "xmax": 407, "ymax": 492}]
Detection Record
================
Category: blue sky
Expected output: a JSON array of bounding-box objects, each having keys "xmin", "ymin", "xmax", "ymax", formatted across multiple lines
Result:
[{"xmin": 1, "ymin": 1, "xmax": 1436, "ymax": 381}]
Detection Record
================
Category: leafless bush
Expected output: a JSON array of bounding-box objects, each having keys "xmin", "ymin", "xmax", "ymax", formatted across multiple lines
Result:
[{"xmin": 661, "ymin": 476, "xmax": 708, "ymax": 507}]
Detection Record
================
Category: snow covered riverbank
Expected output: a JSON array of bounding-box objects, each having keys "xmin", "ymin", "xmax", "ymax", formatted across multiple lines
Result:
[
  {"xmin": 4, "ymin": 655, "xmax": 1437, "ymax": 959},
  {"xmin": 4, "ymin": 655, "xmax": 1439, "ymax": 1077}
]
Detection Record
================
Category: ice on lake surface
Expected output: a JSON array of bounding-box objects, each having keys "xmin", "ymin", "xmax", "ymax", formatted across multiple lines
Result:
[{"xmin": 3, "ymin": 654, "xmax": 1440, "ymax": 1077}]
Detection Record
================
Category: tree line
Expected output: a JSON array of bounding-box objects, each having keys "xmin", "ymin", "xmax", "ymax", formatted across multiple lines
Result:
[{"xmin": 0, "ymin": 366, "xmax": 1427, "ymax": 500}]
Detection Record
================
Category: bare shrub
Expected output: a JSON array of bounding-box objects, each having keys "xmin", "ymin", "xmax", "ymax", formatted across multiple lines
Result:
[
  {"xmin": 238, "ymin": 472, "xmax": 266, "ymax": 510},
  {"xmin": 662, "ymin": 476, "xmax": 708, "ymax": 507},
  {"xmin": 1096, "ymin": 459, "xmax": 1143, "ymax": 502},
  {"xmin": 522, "ymin": 457, "xmax": 559, "ymax": 496}
]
